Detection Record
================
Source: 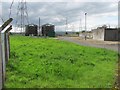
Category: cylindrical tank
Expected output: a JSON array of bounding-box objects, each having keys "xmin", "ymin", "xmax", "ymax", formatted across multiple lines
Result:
[
  {"xmin": 25, "ymin": 24, "xmax": 38, "ymax": 36},
  {"xmin": 42, "ymin": 23, "xmax": 55, "ymax": 37}
]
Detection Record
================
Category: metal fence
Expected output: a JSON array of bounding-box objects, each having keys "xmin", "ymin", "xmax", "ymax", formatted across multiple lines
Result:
[{"xmin": 0, "ymin": 18, "xmax": 13, "ymax": 90}]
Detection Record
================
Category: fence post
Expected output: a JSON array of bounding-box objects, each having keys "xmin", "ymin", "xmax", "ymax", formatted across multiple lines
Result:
[
  {"xmin": 0, "ymin": 18, "xmax": 13, "ymax": 89},
  {"xmin": 6, "ymin": 32, "xmax": 10, "ymax": 60},
  {"xmin": 1, "ymin": 25, "xmax": 12, "ymax": 86},
  {"xmin": 1, "ymin": 31, "xmax": 6, "ymax": 84},
  {"xmin": 0, "ymin": 27, "xmax": 3, "ymax": 90}
]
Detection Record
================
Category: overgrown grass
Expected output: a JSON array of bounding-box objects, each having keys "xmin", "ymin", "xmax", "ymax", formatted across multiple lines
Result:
[{"xmin": 5, "ymin": 35, "xmax": 118, "ymax": 88}]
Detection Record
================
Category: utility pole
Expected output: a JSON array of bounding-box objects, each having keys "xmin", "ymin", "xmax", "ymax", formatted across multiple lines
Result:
[
  {"xmin": 85, "ymin": 13, "xmax": 87, "ymax": 40},
  {"xmin": 39, "ymin": 17, "xmax": 41, "ymax": 36},
  {"xmin": 65, "ymin": 17, "xmax": 68, "ymax": 35},
  {"xmin": 79, "ymin": 18, "xmax": 82, "ymax": 34},
  {"xmin": 66, "ymin": 17, "xmax": 67, "ymax": 31},
  {"xmin": 71, "ymin": 24, "xmax": 75, "ymax": 34}
]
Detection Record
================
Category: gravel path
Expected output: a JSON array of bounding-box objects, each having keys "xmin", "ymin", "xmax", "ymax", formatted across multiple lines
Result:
[{"xmin": 58, "ymin": 36, "xmax": 119, "ymax": 52}]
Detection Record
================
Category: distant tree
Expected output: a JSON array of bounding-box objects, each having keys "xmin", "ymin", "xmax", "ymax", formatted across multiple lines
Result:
[
  {"xmin": 82, "ymin": 30, "xmax": 85, "ymax": 33},
  {"xmin": 76, "ymin": 32, "xmax": 79, "ymax": 36},
  {"xmin": 65, "ymin": 32, "xmax": 68, "ymax": 35}
]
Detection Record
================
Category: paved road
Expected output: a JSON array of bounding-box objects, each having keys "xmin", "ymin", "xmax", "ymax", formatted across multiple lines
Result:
[{"xmin": 58, "ymin": 37, "xmax": 119, "ymax": 52}]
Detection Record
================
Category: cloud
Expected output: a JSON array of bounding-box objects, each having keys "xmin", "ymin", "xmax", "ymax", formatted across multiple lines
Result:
[
  {"xmin": 2, "ymin": 0, "xmax": 120, "ymax": 2},
  {"xmin": 1, "ymin": 1, "xmax": 118, "ymax": 32}
]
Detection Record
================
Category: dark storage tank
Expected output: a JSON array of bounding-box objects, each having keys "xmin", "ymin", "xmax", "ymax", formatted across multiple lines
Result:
[
  {"xmin": 25, "ymin": 24, "xmax": 38, "ymax": 36},
  {"xmin": 42, "ymin": 23, "xmax": 55, "ymax": 37}
]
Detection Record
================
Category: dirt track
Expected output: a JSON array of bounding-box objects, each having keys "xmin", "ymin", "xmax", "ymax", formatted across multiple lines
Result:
[{"xmin": 58, "ymin": 36, "xmax": 119, "ymax": 52}]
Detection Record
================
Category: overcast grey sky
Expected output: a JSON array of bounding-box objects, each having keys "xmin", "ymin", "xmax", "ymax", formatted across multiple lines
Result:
[{"xmin": 0, "ymin": 0, "xmax": 118, "ymax": 32}]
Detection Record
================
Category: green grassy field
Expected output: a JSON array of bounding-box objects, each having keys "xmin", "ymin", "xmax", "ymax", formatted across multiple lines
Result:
[{"xmin": 5, "ymin": 35, "xmax": 118, "ymax": 88}]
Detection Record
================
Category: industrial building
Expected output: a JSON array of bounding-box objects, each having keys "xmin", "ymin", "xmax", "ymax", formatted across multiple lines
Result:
[
  {"xmin": 42, "ymin": 23, "xmax": 55, "ymax": 37},
  {"xmin": 25, "ymin": 24, "xmax": 38, "ymax": 36},
  {"xmin": 92, "ymin": 26, "xmax": 119, "ymax": 41}
]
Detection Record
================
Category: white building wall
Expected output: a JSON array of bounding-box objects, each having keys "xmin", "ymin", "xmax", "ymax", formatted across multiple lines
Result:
[{"xmin": 92, "ymin": 28, "xmax": 105, "ymax": 40}]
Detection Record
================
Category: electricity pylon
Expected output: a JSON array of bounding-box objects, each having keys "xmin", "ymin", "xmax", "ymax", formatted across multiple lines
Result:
[{"xmin": 15, "ymin": 0, "xmax": 29, "ymax": 34}]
